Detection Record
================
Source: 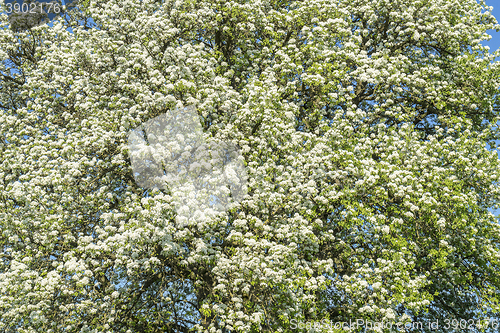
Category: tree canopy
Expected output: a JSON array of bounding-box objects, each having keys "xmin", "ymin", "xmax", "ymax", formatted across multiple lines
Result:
[{"xmin": 1, "ymin": 0, "xmax": 500, "ymax": 332}]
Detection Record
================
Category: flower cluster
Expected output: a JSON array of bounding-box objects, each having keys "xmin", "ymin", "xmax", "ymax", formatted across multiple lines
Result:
[{"xmin": 0, "ymin": 0, "xmax": 500, "ymax": 332}]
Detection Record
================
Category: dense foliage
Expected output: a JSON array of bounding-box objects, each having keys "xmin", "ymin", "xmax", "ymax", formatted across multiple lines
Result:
[{"xmin": 1, "ymin": 0, "xmax": 500, "ymax": 332}]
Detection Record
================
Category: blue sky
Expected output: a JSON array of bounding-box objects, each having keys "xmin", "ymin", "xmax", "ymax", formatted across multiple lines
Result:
[
  {"xmin": 483, "ymin": 1, "xmax": 500, "ymax": 216},
  {"xmin": 485, "ymin": 0, "xmax": 500, "ymax": 53}
]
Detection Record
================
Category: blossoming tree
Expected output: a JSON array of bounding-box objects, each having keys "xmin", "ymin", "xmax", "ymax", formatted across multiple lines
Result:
[{"xmin": 1, "ymin": 0, "xmax": 500, "ymax": 332}]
